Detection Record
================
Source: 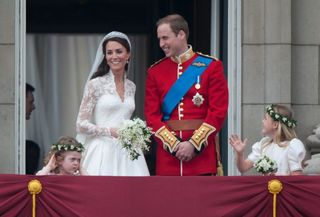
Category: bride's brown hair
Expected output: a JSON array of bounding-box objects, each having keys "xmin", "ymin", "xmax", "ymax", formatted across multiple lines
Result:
[{"xmin": 91, "ymin": 37, "xmax": 131, "ymax": 80}]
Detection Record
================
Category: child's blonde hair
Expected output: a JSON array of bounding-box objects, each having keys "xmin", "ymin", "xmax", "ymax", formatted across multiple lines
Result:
[
  {"xmin": 263, "ymin": 104, "xmax": 297, "ymax": 148},
  {"xmin": 43, "ymin": 136, "xmax": 84, "ymax": 174}
]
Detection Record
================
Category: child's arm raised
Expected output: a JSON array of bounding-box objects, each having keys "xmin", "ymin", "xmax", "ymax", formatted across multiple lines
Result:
[
  {"xmin": 229, "ymin": 135, "xmax": 254, "ymax": 174},
  {"xmin": 36, "ymin": 154, "xmax": 56, "ymax": 175}
]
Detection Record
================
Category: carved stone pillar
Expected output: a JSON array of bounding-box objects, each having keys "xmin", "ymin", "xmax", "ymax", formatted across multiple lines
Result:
[
  {"xmin": 304, "ymin": 124, "xmax": 320, "ymax": 175},
  {"xmin": 306, "ymin": 124, "xmax": 320, "ymax": 155}
]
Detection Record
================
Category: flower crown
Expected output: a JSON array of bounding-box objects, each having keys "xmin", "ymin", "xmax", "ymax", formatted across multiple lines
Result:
[
  {"xmin": 51, "ymin": 143, "xmax": 85, "ymax": 153},
  {"xmin": 266, "ymin": 105, "xmax": 297, "ymax": 128}
]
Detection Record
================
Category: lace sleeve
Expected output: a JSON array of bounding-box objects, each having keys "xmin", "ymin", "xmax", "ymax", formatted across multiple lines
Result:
[
  {"xmin": 76, "ymin": 79, "xmax": 111, "ymax": 137},
  {"xmin": 126, "ymin": 79, "xmax": 136, "ymax": 97}
]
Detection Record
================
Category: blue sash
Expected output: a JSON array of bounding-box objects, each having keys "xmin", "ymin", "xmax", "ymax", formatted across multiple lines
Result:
[{"xmin": 162, "ymin": 55, "xmax": 213, "ymax": 121}]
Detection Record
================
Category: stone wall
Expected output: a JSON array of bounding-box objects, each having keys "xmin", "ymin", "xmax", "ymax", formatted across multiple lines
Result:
[
  {"xmin": 0, "ymin": 0, "xmax": 15, "ymax": 173},
  {"xmin": 242, "ymin": 0, "xmax": 320, "ymax": 162},
  {"xmin": 242, "ymin": 0, "xmax": 291, "ymax": 154},
  {"xmin": 291, "ymin": 0, "xmax": 320, "ymax": 157}
]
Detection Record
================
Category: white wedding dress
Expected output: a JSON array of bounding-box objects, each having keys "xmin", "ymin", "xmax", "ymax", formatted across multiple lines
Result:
[{"xmin": 76, "ymin": 72, "xmax": 150, "ymax": 176}]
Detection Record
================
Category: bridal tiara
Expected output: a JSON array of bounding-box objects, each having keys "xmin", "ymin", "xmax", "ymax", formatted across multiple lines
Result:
[{"xmin": 104, "ymin": 31, "xmax": 131, "ymax": 49}]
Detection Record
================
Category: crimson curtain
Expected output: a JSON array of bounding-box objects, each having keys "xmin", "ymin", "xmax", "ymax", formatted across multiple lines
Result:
[{"xmin": 0, "ymin": 174, "xmax": 319, "ymax": 217}]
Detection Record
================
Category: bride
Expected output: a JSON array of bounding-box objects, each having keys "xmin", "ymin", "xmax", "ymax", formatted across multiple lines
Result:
[{"xmin": 76, "ymin": 31, "xmax": 150, "ymax": 176}]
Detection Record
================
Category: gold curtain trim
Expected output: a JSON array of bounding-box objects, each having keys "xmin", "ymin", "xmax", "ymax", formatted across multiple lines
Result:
[
  {"xmin": 28, "ymin": 179, "xmax": 42, "ymax": 217},
  {"xmin": 268, "ymin": 179, "xmax": 283, "ymax": 217}
]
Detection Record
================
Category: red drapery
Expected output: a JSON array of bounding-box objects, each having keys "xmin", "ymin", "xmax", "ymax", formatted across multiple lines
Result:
[{"xmin": 0, "ymin": 175, "xmax": 319, "ymax": 217}]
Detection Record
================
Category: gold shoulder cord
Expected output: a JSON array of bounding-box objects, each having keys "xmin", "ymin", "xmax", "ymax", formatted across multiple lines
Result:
[
  {"xmin": 148, "ymin": 57, "xmax": 167, "ymax": 69},
  {"xmin": 196, "ymin": 52, "xmax": 218, "ymax": 61}
]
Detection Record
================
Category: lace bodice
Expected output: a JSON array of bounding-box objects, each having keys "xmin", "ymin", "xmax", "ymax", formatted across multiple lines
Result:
[{"xmin": 76, "ymin": 72, "xmax": 135, "ymax": 137}]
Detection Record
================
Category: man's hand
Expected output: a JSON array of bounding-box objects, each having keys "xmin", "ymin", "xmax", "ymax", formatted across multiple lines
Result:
[{"xmin": 175, "ymin": 141, "xmax": 196, "ymax": 162}]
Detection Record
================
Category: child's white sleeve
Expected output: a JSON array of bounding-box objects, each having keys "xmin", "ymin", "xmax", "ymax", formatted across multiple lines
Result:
[
  {"xmin": 36, "ymin": 166, "xmax": 52, "ymax": 175},
  {"xmin": 288, "ymin": 138, "xmax": 306, "ymax": 172},
  {"xmin": 247, "ymin": 141, "xmax": 262, "ymax": 163},
  {"xmin": 247, "ymin": 137, "xmax": 270, "ymax": 163}
]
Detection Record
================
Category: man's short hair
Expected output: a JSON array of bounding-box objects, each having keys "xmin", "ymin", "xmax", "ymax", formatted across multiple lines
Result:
[
  {"xmin": 156, "ymin": 14, "xmax": 189, "ymax": 40},
  {"xmin": 26, "ymin": 83, "xmax": 35, "ymax": 95}
]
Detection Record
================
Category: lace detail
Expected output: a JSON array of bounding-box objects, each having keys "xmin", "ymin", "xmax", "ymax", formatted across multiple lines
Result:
[
  {"xmin": 125, "ymin": 79, "xmax": 136, "ymax": 98},
  {"xmin": 76, "ymin": 72, "xmax": 135, "ymax": 138}
]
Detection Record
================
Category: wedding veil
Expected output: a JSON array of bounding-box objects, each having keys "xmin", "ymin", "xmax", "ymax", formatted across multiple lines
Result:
[
  {"xmin": 85, "ymin": 31, "xmax": 131, "ymax": 89},
  {"xmin": 76, "ymin": 31, "xmax": 132, "ymax": 144}
]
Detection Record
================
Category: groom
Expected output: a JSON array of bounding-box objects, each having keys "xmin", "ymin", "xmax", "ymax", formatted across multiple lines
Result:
[{"xmin": 144, "ymin": 14, "xmax": 228, "ymax": 176}]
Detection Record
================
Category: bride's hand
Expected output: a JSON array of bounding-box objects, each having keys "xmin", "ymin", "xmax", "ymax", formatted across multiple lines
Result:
[{"xmin": 110, "ymin": 128, "xmax": 119, "ymax": 138}]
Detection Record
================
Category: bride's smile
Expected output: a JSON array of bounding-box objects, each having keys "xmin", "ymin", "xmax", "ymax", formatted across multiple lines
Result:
[{"xmin": 105, "ymin": 41, "xmax": 130, "ymax": 75}]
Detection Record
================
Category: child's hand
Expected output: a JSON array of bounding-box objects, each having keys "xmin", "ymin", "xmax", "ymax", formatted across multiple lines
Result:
[
  {"xmin": 47, "ymin": 154, "xmax": 57, "ymax": 171},
  {"xmin": 229, "ymin": 134, "xmax": 247, "ymax": 154}
]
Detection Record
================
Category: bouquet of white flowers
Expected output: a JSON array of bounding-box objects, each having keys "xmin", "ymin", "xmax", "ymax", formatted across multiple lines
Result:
[
  {"xmin": 118, "ymin": 118, "xmax": 152, "ymax": 160},
  {"xmin": 254, "ymin": 155, "xmax": 278, "ymax": 175}
]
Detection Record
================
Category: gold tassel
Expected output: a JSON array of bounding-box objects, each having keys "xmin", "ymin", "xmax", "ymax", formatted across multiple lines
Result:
[
  {"xmin": 28, "ymin": 179, "xmax": 42, "ymax": 217},
  {"xmin": 216, "ymin": 160, "xmax": 224, "ymax": 176},
  {"xmin": 215, "ymin": 135, "xmax": 223, "ymax": 176},
  {"xmin": 268, "ymin": 179, "xmax": 283, "ymax": 217}
]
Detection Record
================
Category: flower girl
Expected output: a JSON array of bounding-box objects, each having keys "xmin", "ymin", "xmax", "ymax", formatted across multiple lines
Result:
[
  {"xmin": 229, "ymin": 104, "xmax": 306, "ymax": 175},
  {"xmin": 36, "ymin": 136, "xmax": 87, "ymax": 175}
]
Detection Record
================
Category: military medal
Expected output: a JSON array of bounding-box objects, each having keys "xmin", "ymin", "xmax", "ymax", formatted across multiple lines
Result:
[
  {"xmin": 193, "ymin": 76, "xmax": 203, "ymax": 106},
  {"xmin": 192, "ymin": 92, "xmax": 204, "ymax": 107},
  {"xmin": 195, "ymin": 75, "xmax": 201, "ymax": 90}
]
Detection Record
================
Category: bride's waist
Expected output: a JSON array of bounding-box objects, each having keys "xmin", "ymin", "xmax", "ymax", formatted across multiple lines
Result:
[
  {"xmin": 86, "ymin": 135, "xmax": 118, "ymax": 143},
  {"xmin": 95, "ymin": 123, "xmax": 122, "ymax": 128}
]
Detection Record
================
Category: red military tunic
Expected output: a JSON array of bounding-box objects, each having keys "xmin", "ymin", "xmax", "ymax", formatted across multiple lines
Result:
[{"xmin": 145, "ymin": 47, "xmax": 228, "ymax": 175}]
